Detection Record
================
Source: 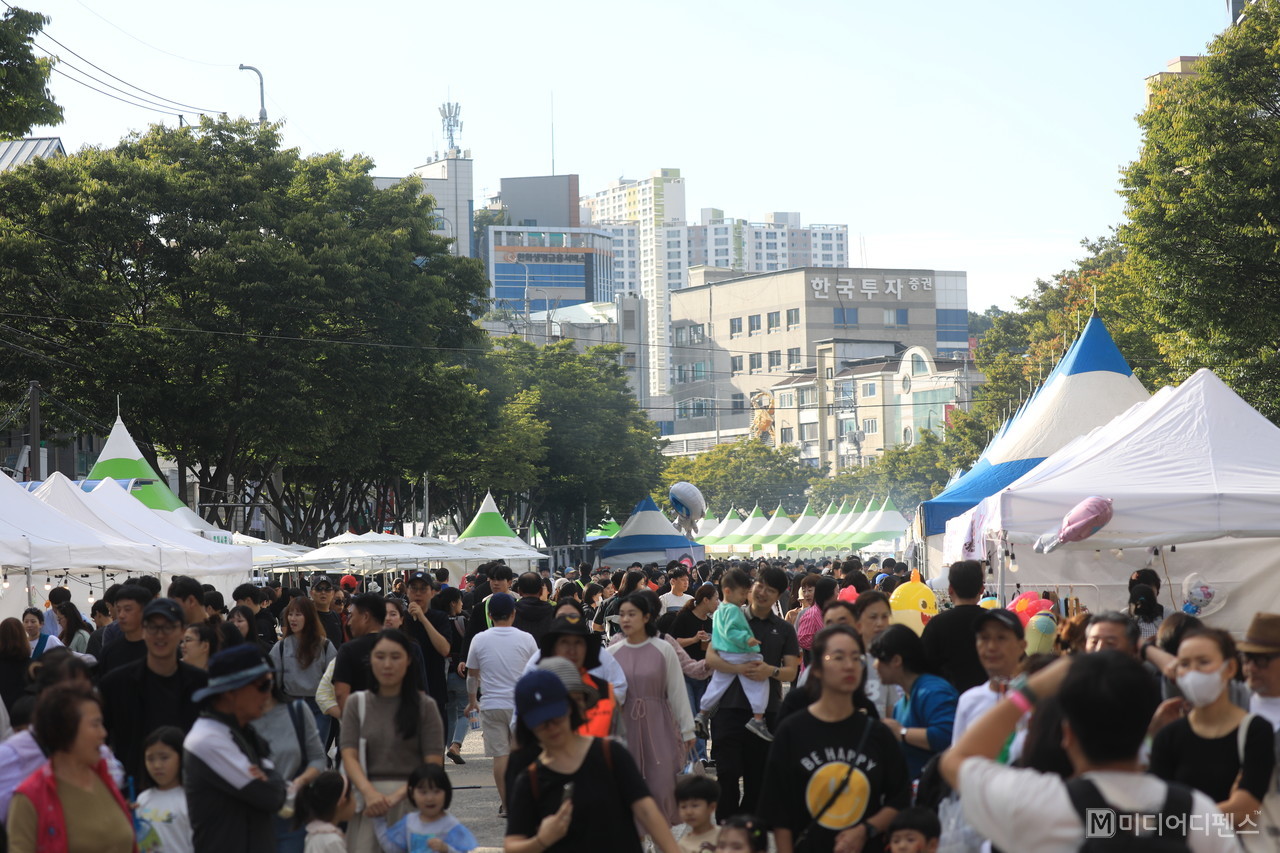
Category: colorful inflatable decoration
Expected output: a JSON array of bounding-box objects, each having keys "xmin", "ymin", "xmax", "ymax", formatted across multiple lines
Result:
[
  {"xmin": 1025, "ymin": 610, "xmax": 1059, "ymax": 655},
  {"xmin": 1034, "ymin": 496, "xmax": 1114, "ymax": 554},
  {"xmin": 1181, "ymin": 572, "xmax": 1224, "ymax": 617},
  {"xmin": 978, "ymin": 595, "xmax": 1000, "ymax": 610},
  {"xmin": 1008, "ymin": 590, "xmax": 1055, "ymax": 626},
  {"xmin": 668, "ymin": 481, "xmax": 707, "ymax": 538},
  {"xmin": 889, "ymin": 570, "xmax": 939, "ymax": 635}
]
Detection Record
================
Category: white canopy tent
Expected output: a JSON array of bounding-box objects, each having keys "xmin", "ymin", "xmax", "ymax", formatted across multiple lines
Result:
[{"xmin": 953, "ymin": 370, "xmax": 1280, "ymax": 628}]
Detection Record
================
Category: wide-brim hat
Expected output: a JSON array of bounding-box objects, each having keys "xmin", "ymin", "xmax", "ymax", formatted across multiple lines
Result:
[
  {"xmin": 192, "ymin": 645, "xmax": 271, "ymax": 702},
  {"xmin": 538, "ymin": 613, "xmax": 602, "ymax": 669},
  {"xmin": 1238, "ymin": 613, "xmax": 1280, "ymax": 654}
]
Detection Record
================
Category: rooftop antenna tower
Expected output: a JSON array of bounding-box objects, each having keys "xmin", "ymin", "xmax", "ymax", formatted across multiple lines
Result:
[{"xmin": 440, "ymin": 102, "xmax": 462, "ymax": 151}]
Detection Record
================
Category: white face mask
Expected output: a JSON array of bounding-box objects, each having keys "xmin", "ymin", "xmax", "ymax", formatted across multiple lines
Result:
[{"xmin": 1176, "ymin": 663, "xmax": 1228, "ymax": 708}]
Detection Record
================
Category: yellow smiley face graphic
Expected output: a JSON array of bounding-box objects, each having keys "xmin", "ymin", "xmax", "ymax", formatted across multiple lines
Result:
[{"xmin": 804, "ymin": 763, "xmax": 870, "ymax": 830}]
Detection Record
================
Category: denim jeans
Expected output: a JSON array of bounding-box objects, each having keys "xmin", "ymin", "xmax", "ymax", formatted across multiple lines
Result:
[
  {"xmin": 446, "ymin": 671, "xmax": 470, "ymax": 748},
  {"xmin": 685, "ymin": 675, "xmax": 709, "ymax": 762}
]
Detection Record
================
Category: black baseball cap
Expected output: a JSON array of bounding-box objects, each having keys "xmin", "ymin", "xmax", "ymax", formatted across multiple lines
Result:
[
  {"xmin": 308, "ymin": 573, "xmax": 334, "ymax": 590},
  {"xmin": 406, "ymin": 570, "xmax": 433, "ymax": 586},
  {"xmin": 974, "ymin": 608, "xmax": 1025, "ymax": 639},
  {"xmin": 142, "ymin": 597, "xmax": 183, "ymax": 624}
]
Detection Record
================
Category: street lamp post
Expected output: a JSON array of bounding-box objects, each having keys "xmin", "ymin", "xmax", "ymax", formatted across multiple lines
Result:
[
  {"xmin": 238, "ymin": 65, "xmax": 268, "ymax": 127},
  {"xmin": 531, "ymin": 287, "xmax": 553, "ymax": 341},
  {"xmin": 515, "ymin": 261, "xmax": 532, "ymax": 341}
]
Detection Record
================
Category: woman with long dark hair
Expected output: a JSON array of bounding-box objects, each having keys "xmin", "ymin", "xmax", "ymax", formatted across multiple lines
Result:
[
  {"xmin": 0, "ymin": 618, "xmax": 29, "ymax": 713},
  {"xmin": 608, "ymin": 591, "xmax": 694, "ymax": 824},
  {"xmin": 271, "ymin": 596, "xmax": 337, "ymax": 742},
  {"xmin": 54, "ymin": 602, "xmax": 91, "ymax": 653},
  {"xmin": 181, "ymin": 622, "xmax": 219, "ymax": 670},
  {"xmin": 759, "ymin": 625, "xmax": 909, "ymax": 853},
  {"xmin": 593, "ymin": 571, "xmax": 647, "ymax": 639},
  {"xmin": 870, "ymin": 624, "xmax": 958, "ymax": 780},
  {"xmin": 340, "ymin": 629, "xmax": 444, "ymax": 853}
]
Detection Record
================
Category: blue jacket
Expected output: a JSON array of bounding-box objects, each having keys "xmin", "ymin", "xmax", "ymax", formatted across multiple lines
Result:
[{"xmin": 892, "ymin": 672, "xmax": 958, "ymax": 779}]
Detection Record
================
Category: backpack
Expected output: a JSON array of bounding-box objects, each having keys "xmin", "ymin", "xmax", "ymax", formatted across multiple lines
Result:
[{"xmin": 1066, "ymin": 777, "xmax": 1194, "ymax": 852}]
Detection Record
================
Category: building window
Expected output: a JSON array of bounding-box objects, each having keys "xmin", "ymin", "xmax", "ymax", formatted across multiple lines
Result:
[
  {"xmin": 780, "ymin": 426, "xmax": 794, "ymax": 444},
  {"xmin": 748, "ymin": 314, "xmax": 762, "ymax": 334},
  {"xmin": 749, "ymin": 353, "xmax": 762, "ymax": 373},
  {"xmin": 798, "ymin": 388, "xmax": 816, "ymax": 407},
  {"xmin": 692, "ymin": 399, "xmax": 707, "ymax": 418},
  {"xmin": 731, "ymin": 356, "xmax": 744, "ymax": 373},
  {"xmin": 674, "ymin": 327, "xmax": 688, "ymax": 345},
  {"xmin": 799, "ymin": 423, "xmax": 818, "ymax": 442},
  {"xmin": 767, "ymin": 311, "xmax": 781, "ymax": 332},
  {"xmin": 863, "ymin": 418, "xmax": 879, "ymax": 435},
  {"xmin": 779, "ymin": 391, "xmax": 795, "ymax": 408},
  {"xmin": 714, "ymin": 237, "xmax": 729, "ymax": 246},
  {"xmin": 768, "ymin": 350, "xmax": 782, "ymax": 369},
  {"xmin": 729, "ymin": 317, "xmax": 743, "ymax": 338},
  {"xmin": 912, "ymin": 353, "xmax": 928, "ymax": 375},
  {"xmin": 787, "ymin": 347, "xmax": 801, "ymax": 365},
  {"xmin": 676, "ymin": 401, "xmax": 690, "ymax": 419},
  {"xmin": 731, "ymin": 393, "xmax": 745, "ymax": 411},
  {"xmin": 676, "ymin": 364, "xmax": 687, "ymax": 383},
  {"xmin": 884, "ymin": 308, "xmax": 909, "ymax": 327},
  {"xmin": 834, "ymin": 307, "xmax": 858, "ymax": 326},
  {"xmin": 692, "ymin": 362, "xmax": 707, "ymax": 381},
  {"xmin": 786, "ymin": 308, "xmax": 800, "ymax": 328},
  {"xmin": 861, "ymin": 381, "xmax": 876, "ymax": 397}
]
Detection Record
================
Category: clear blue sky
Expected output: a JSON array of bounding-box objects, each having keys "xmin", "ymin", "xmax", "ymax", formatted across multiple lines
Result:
[{"xmin": 26, "ymin": 0, "xmax": 1229, "ymax": 310}]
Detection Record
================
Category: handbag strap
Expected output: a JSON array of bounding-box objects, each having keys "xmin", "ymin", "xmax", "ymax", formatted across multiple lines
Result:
[{"xmin": 795, "ymin": 714, "xmax": 875, "ymax": 846}]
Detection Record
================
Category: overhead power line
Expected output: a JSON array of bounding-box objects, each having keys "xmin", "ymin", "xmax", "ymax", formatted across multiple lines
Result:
[
  {"xmin": 34, "ymin": 34, "xmax": 225, "ymax": 114},
  {"xmin": 48, "ymin": 66, "xmax": 183, "ymax": 118}
]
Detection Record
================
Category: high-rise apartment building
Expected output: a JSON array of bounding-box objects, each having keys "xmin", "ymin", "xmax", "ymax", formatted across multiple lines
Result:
[{"xmin": 580, "ymin": 169, "xmax": 687, "ymax": 399}]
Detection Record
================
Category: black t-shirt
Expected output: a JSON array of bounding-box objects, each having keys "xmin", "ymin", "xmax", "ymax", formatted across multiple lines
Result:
[
  {"xmin": 317, "ymin": 609, "xmax": 344, "ymax": 649},
  {"xmin": 404, "ymin": 610, "xmax": 453, "ymax": 708},
  {"xmin": 0, "ymin": 657, "xmax": 27, "ymax": 712},
  {"xmin": 97, "ymin": 636, "xmax": 147, "ymax": 677},
  {"xmin": 718, "ymin": 610, "xmax": 799, "ymax": 714},
  {"xmin": 507, "ymin": 737, "xmax": 650, "ymax": 853},
  {"xmin": 668, "ymin": 608, "xmax": 712, "ymax": 661},
  {"xmin": 332, "ymin": 632, "xmax": 429, "ymax": 694},
  {"xmin": 255, "ymin": 610, "xmax": 279, "ymax": 649},
  {"xmin": 919, "ymin": 604, "xmax": 987, "ymax": 693},
  {"xmin": 1150, "ymin": 714, "xmax": 1275, "ymax": 803},
  {"xmin": 758, "ymin": 709, "xmax": 910, "ymax": 851}
]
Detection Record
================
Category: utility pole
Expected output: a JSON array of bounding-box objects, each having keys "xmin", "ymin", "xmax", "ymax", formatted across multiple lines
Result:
[
  {"xmin": 26, "ymin": 381, "xmax": 40, "ymax": 481},
  {"xmin": 422, "ymin": 470, "xmax": 429, "ymax": 537}
]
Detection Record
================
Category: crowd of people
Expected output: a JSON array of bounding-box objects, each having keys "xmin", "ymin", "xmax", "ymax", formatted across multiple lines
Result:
[{"xmin": 0, "ymin": 555, "xmax": 1277, "ymax": 853}]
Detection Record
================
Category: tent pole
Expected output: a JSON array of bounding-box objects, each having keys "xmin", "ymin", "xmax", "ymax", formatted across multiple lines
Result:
[{"xmin": 996, "ymin": 543, "xmax": 1007, "ymax": 606}]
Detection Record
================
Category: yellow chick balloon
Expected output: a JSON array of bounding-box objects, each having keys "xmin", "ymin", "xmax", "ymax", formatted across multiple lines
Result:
[{"xmin": 889, "ymin": 570, "xmax": 938, "ymax": 636}]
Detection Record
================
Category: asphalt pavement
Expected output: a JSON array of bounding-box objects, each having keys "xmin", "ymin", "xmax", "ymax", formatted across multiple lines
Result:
[{"xmin": 443, "ymin": 725, "xmax": 509, "ymax": 851}]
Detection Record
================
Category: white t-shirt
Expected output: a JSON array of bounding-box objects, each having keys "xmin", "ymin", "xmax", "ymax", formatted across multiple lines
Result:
[
  {"xmin": 959, "ymin": 758, "xmax": 1239, "ymax": 853},
  {"xmin": 136, "ymin": 785, "xmax": 193, "ymax": 853},
  {"xmin": 465, "ymin": 626, "xmax": 538, "ymax": 711},
  {"xmin": 1250, "ymin": 694, "xmax": 1280, "ymax": 731},
  {"xmin": 659, "ymin": 592, "xmax": 693, "ymax": 613}
]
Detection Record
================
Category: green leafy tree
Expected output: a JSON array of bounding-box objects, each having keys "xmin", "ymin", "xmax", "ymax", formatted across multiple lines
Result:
[
  {"xmin": 0, "ymin": 8, "xmax": 62, "ymax": 138},
  {"xmin": 0, "ymin": 116, "xmax": 488, "ymax": 542},
  {"xmin": 1121, "ymin": 2, "xmax": 1280, "ymax": 421},
  {"xmin": 657, "ymin": 438, "xmax": 813, "ymax": 518}
]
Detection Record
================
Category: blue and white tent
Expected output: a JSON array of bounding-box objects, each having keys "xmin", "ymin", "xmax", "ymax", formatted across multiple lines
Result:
[
  {"xmin": 918, "ymin": 315, "xmax": 1149, "ymax": 539},
  {"xmin": 598, "ymin": 496, "xmax": 703, "ymax": 564}
]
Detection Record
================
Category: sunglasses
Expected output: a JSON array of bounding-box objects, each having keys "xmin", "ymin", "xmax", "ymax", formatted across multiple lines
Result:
[{"xmin": 1242, "ymin": 652, "xmax": 1280, "ymax": 665}]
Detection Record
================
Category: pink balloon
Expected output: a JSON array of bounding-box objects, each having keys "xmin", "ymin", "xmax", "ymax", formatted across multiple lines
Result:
[{"xmin": 1058, "ymin": 496, "xmax": 1114, "ymax": 544}]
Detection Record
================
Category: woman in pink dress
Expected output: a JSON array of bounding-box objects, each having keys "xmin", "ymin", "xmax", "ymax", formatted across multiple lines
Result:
[{"xmin": 610, "ymin": 590, "xmax": 694, "ymax": 824}]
